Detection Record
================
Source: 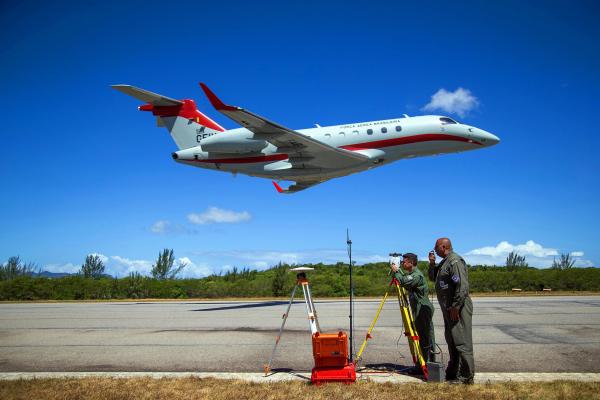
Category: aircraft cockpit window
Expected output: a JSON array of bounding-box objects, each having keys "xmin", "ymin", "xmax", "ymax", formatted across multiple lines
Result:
[
  {"xmin": 367, "ymin": 129, "xmax": 373, "ymax": 135},
  {"xmin": 440, "ymin": 117, "xmax": 458, "ymax": 124},
  {"xmin": 381, "ymin": 127, "xmax": 387, "ymax": 133},
  {"xmin": 395, "ymin": 126, "xmax": 402, "ymax": 132}
]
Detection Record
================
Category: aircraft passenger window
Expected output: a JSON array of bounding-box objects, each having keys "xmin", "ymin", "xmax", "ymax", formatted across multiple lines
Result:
[
  {"xmin": 440, "ymin": 117, "xmax": 458, "ymax": 124},
  {"xmin": 353, "ymin": 130, "xmax": 359, "ymax": 135},
  {"xmin": 367, "ymin": 129, "xmax": 373, "ymax": 135},
  {"xmin": 339, "ymin": 132, "xmax": 345, "ymax": 136},
  {"xmin": 381, "ymin": 127, "xmax": 387, "ymax": 133},
  {"xmin": 325, "ymin": 133, "xmax": 331, "ymax": 139},
  {"xmin": 395, "ymin": 126, "xmax": 402, "ymax": 132}
]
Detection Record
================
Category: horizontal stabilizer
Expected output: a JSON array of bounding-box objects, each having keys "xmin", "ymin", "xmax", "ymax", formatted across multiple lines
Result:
[{"xmin": 111, "ymin": 84, "xmax": 182, "ymax": 106}]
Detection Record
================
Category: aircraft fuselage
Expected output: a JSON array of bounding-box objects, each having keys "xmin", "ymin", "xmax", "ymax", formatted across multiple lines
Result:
[{"xmin": 172, "ymin": 115, "xmax": 500, "ymax": 182}]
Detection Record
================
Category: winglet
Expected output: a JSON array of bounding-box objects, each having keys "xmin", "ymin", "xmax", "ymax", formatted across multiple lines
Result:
[
  {"xmin": 272, "ymin": 181, "xmax": 285, "ymax": 193},
  {"xmin": 199, "ymin": 83, "xmax": 238, "ymax": 111}
]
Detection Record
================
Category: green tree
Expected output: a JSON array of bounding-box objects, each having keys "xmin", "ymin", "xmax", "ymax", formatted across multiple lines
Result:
[
  {"xmin": 80, "ymin": 254, "xmax": 105, "ymax": 279},
  {"xmin": 0, "ymin": 256, "xmax": 37, "ymax": 280},
  {"xmin": 151, "ymin": 249, "xmax": 186, "ymax": 280},
  {"xmin": 271, "ymin": 262, "xmax": 287, "ymax": 296},
  {"xmin": 505, "ymin": 251, "xmax": 528, "ymax": 270},
  {"xmin": 552, "ymin": 253, "xmax": 576, "ymax": 270},
  {"xmin": 126, "ymin": 271, "xmax": 147, "ymax": 298}
]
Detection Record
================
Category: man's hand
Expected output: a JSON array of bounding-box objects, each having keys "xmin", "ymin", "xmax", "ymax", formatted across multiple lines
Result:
[
  {"xmin": 448, "ymin": 306, "xmax": 460, "ymax": 321},
  {"xmin": 429, "ymin": 251, "xmax": 436, "ymax": 265},
  {"xmin": 390, "ymin": 263, "xmax": 399, "ymax": 273}
]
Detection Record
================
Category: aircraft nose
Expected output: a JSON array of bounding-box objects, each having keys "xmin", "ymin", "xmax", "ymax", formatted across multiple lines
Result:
[
  {"xmin": 484, "ymin": 131, "xmax": 500, "ymax": 146},
  {"xmin": 472, "ymin": 128, "xmax": 500, "ymax": 147}
]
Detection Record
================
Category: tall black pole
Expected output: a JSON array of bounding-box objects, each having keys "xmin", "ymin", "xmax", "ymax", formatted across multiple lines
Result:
[{"xmin": 347, "ymin": 228, "xmax": 354, "ymax": 363}]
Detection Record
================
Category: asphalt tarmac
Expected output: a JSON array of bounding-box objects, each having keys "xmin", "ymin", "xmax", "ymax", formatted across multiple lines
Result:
[{"xmin": 0, "ymin": 296, "xmax": 598, "ymax": 372}]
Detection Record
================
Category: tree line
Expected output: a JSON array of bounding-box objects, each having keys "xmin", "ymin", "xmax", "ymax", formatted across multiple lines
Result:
[
  {"xmin": 0, "ymin": 254, "xmax": 598, "ymax": 301},
  {"xmin": 79, "ymin": 250, "xmax": 187, "ymax": 280}
]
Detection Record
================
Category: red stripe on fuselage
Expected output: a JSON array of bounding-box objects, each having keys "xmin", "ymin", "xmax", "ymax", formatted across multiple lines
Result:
[
  {"xmin": 186, "ymin": 134, "xmax": 480, "ymax": 165},
  {"xmin": 340, "ymin": 133, "xmax": 481, "ymax": 151}
]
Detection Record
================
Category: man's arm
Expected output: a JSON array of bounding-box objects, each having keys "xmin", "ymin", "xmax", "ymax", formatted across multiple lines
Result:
[
  {"xmin": 450, "ymin": 257, "xmax": 469, "ymax": 309},
  {"xmin": 394, "ymin": 271, "xmax": 421, "ymax": 290},
  {"xmin": 428, "ymin": 264, "xmax": 438, "ymax": 281},
  {"xmin": 428, "ymin": 251, "xmax": 437, "ymax": 282}
]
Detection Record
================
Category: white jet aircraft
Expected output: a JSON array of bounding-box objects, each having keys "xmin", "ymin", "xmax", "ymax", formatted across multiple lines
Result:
[{"xmin": 112, "ymin": 83, "xmax": 499, "ymax": 193}]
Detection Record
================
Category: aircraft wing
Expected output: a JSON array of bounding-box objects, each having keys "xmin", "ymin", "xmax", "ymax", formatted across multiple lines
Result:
[
  {"xmin": 199, "ymin": 83, "xmax": 369, "ymax": 169},
  {"xmin": 111, "ymin": 85, "xmax": 182, "ymax": 106}
]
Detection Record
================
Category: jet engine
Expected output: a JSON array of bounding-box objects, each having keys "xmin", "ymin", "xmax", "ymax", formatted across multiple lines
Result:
[{"xmin": 200, "ymin": 131, "xmax": 267, "ymax": 154}]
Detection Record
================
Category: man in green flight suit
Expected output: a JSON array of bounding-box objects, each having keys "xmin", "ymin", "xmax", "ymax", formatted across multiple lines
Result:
[
  {"xmin": 390, "ymin": 252, "xmax": 436, "ymax": 369},
  {"xmin": 428, "ymin": 237, "xmax": 475, "ymax": 384}
]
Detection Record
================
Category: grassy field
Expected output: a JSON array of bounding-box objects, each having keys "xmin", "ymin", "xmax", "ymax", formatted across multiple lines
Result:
[{"xmin": 1, "ymin": 378, "xmax": 599, "ymax": 400}]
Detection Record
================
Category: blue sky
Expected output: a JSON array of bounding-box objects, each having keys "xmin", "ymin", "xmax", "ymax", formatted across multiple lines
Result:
[{"xmin": 1, "ymin": 0, "xmax": 598, "ymax": 277}]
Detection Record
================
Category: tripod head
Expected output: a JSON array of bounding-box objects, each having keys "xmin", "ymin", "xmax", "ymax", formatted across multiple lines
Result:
[{"xmin": 290, "ymin": 267, "xmax": 314, "ymax": 281}]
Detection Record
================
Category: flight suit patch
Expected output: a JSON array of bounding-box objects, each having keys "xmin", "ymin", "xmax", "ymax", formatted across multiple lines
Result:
[
  {"xmin": 439, "ymin": 280, "xmax": 449, "ymax": 289},
  {"xmin": 451, "ymin": 274, "xmax": 460, "ymax": 283}
]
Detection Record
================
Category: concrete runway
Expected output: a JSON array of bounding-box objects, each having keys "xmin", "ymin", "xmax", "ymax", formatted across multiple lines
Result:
[{"xmin": 1, "ymin": 296, "xmax": 599, "ymax": 373}]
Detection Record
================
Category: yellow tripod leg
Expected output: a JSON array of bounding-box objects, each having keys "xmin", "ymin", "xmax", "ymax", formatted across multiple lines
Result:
[
  {"xmin": 394, "ymin": 282, "xmax": 428, "ymax": 379},
  {"xmin": 356, "ymin": 290, "xmax": 390, "ymax": 362}
]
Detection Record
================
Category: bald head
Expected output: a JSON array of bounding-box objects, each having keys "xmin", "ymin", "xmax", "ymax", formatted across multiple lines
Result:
[{"xmin": 434, "ymin": 237, "xmax": 453, "ymax": 258}]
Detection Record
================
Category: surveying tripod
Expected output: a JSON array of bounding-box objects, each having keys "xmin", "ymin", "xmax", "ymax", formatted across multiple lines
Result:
[
  {"xmin": 264, "ymin": 267, "xmax": 321, "ymax": 375},
  {"xmin": 355, "ymin": 253, "xmax": 428, "ymax": 379}
]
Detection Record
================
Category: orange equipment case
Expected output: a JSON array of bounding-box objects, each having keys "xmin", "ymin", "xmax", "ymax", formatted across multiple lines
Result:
[
  {"xmin": 311, "ymin": 331, "xmax": 356, "ymax": 384},
  {"xmin": 312, "ymin": 331, "xmax": 348, "ymax": 367}
]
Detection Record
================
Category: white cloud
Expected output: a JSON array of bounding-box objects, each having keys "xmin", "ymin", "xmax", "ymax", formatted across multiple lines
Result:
[
  {"xmin": 177, "ymin": 257, "xmax": 212, "ymax": 278},
  {"xmin": 149, "ymin": 220, "xmax": 195, "ymax": 235},
  {"xmin": 194, "ymin": 249, "xmax": 388, "ymax": 271},
  {"xmin": 42, "ymin": 253, "xmax": 214, "ymax": 278},
  {"xmin": 109, "ymin": 255, "xmax": 153, "ymax": 276},
  {"xmin": 44, "ymin": 262, "xmax": 81, "ymax": 274},
  {"xmin": 467, "ymin": 240, "xmax": 558, "ymax": 258},
  {"xmin": 106, "ymin": 255, "xmax": 212, "ymax": 278},
  {"xmin": 573, "ymin": 259, "xmax": 594, "ymax": 267},
  {"xmin": 150, "ymin": 220, "xmax": 169, "ymax": 233},
  {"xmin": 44, "ymin": 253, "xmax": 108, "ymax": 274},
  {"xmin": 422, "ymin": 87, "xmax": 479, "ymax": 117},
  {"xmin": 187, "ymin": 207, "xmax": 251, "ymax": 225},
  {"xmin": 89, "ymin": 253, "xmax": 109, "ymax": 264},
  {"xmin": 465, "ymin": 240, "xmax": 593, "ymax": 268},
  {"xmin": 251, "ymin": 261, "xmax": 269, "ymax": 269}
]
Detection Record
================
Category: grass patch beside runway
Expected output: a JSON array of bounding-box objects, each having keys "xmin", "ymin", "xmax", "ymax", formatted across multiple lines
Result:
[{"xmin": 1, "ymin": 378, "xmax": 599, "ymax": 400}]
